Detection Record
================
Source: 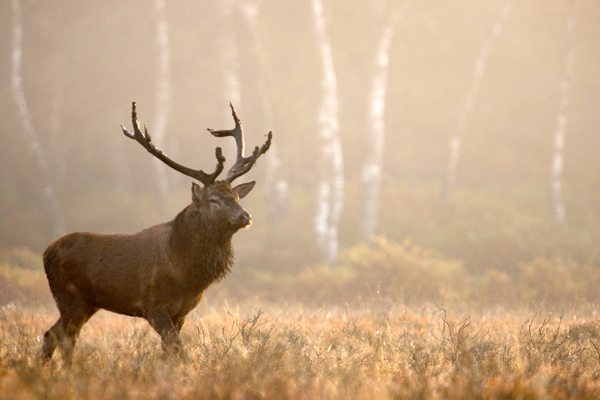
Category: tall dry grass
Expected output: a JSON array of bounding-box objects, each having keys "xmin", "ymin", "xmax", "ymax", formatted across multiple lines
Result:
[
  {"xmin": 2, "ymin": 243, "xmax": 600, "ymax": 398},
  {"xmin": 2, "ymin": 299, "xmax": 600, "ymax": 399}
]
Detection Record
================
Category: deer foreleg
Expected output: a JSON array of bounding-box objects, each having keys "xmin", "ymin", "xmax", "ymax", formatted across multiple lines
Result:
[
  {"xmin": 147, "ymin": 312, "xmax": 182, "ymax": 353},
  {"xmin": 173, "ymin": 316, "xmax": 186, "ymax": 333}
]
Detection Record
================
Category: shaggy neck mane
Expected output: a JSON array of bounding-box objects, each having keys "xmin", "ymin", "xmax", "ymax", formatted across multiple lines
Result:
[{"xmin": 169, "ymin": 205, "xmax": 235, "ymax": 288}]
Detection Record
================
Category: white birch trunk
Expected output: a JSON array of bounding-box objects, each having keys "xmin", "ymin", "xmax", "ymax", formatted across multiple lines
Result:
[
  {"xmin": 550, "ymin": 2, "xmax": 579, "ymax": 224},
  {"xmin": 219, "ymin": 0, "xmax": 241, "ymax": 115},
  {"xmin": 47, "ymin": 84, "xmax": 68, "ymax": 191},
  {"xmin": 217, "ymin": 0, "xmax": 241, "ymax": 163},
  {"xmin": 442, "ymin": 2, "xmax": 512, "ymax": 200},
  {"xmin": 11, "ymin": 0, "xmax": 66, "ymax": 239},
  {"xmin": 239, "ymin": 1, "xmax": 288, "ymax": 217},
  {"xmin": 152, "ymin": 0, "xmax": 171, "ymax": 206},
  {"xmin": 361, "ymin": 8, "xmax": 405, "ymax": 243},
  {"xmin": 312, "ymin": 0, "xmax": 344, "ymax": 260}
]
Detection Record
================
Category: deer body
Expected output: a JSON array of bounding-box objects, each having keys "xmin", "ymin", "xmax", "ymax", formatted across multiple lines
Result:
[{"xmin": 41, "ymin": 104, "xmax": 270, "ymax": 362}]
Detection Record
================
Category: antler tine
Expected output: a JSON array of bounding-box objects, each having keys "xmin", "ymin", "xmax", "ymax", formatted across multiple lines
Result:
[
  {"xmin": 121, "ymin": 102, "xmax": 225, "ymax": 185},
  {"xmin": 207, "ymin": 103, "xmax": 273, "ymax": 183},
  {"xmin": 208, "ymin": 103, "xmax": 245, "ymax": 163},
  {"xmin": 225, "ymin": 131, "xmax": 272, "ymax": 182}
]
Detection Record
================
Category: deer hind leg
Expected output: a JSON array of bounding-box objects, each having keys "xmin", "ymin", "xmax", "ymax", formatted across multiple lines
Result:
[
  {"xmin": 41, "ymin": 318, "xmax": 64, "ymax": 362},
  {"xmin": 60, "ymin": 305, "xmax": 97, "ymax": 364},
  {"xmin": 43, "ymin": 294, "xmax": 97, "ymax": 364}
]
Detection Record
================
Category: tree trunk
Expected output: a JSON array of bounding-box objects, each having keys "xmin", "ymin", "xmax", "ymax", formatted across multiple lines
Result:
[
  {"xmin": 152, "ymin": 0, "xmax": 172, "ymax": 208},
  {"xmin": 361, "ymin": 8, "xmax": 406, "ymax": 243},
  {"xmin": 11, "ymin": 0, "xmax": 66, "ymax": 240},
  {"xmin": 311, "ymin": 0, "xmax": 344, "ymax": 260},
  {"xmin": 217, "ymin": 0, "xmax": 242, "ymax": 165},
  {"xmin": 442, "ymin": 1, "xmax": 512, "ymax": 200},
  {"xmin": 239, "ymin": 1, "xmax": 289, "ymax": 234},
  {"xmin": 219, "ymin": 0, "xmax": 241, "ymax": 112},
  {"xmin": 550, "ymin": 1, "xmax": 579, "ymax": 224}
]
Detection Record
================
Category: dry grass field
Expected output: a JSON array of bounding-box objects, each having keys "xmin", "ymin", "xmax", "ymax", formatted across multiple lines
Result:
[{"xmin": 2, "ymin": 299, "xmax": 600, "ymax": 400}]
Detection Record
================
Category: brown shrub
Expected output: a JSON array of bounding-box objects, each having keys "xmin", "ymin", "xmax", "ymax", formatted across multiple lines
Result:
[
  {"xmin": 0, "ymin": 248, "xmax": 52, "ymax": 306},
  {"xmin": 291, "ymin": 237, "xmax": 468, "ymax": 304},
  {"xmin": 518, "ymin": 257, "xmax": 600, "ymax": 305}
]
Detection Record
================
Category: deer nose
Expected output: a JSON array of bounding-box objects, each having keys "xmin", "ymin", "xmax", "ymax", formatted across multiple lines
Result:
[{"xmin": 238, "ymin": 211, "xmax": 251, "ymax": 227}]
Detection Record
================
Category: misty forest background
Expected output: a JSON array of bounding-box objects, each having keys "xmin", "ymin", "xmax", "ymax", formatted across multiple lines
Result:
[{"xmin": 1, "ymin": 0, "xmax": 599, "ymax": 307}]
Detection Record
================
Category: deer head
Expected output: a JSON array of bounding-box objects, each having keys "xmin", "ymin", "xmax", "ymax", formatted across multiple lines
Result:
[{"xmin": 121, "ymin": 102, "xmax": 272, "ymax": 236}]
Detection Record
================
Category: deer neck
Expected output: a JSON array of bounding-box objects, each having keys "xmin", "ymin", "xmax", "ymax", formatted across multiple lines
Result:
[{"xmin": 169, "ymin": 205, "xmax": 235, "ymax": 285}]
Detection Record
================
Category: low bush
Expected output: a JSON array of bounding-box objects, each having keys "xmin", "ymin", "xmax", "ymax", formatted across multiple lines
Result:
[
  {"xmin": 294, "ymin": 237, "xmax": 469, "ymax": 303},
  {"xmin": 227, "ymin": 237, "xmax": 600, "ymax": 308},
  {"xmin": 0, "ymin": 247, "xmax": 52, "ymax": 306}
]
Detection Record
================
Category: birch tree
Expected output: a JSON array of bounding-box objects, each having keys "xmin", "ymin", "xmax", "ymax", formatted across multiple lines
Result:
[
  {"xmin": 239, "ymin": 1, "xmax": 288, "ymax": 231},
  {"xmin": 218, "ymin": 0, "xmax": 242, "ymax": 117},
  {"xmin": 212, "ymin": 0, "xmax": 243, "ymax": 173},
  {"xmin": 442, "ymin": 2, "xmax": 512, "ymax": 200},
  {"xmin": 11, "ymin": 0, "xmax": 66, "ymax": 239},
  {"xmin": 152, "ymin": 0, "xmax": 172, "ymax": 207},
  {"xmin": 550, "ymin": 1, "xmax": 579, "ymax": 224},
  {"xmin": 311, "ymin": 0, "xmax": 344, "ymax": 260},
  {"xmin": 361, "ymin": 4, "xmax": 409, "ymax": 243}
]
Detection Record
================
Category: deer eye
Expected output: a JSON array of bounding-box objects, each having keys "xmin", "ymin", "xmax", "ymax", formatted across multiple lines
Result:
[{"xmin": 209, "ymin": 198, "xmax": 221, "ymax": 207}]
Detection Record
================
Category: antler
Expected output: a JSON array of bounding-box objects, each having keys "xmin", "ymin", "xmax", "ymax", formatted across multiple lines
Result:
[
  {"xmin": 121, "ymin": 102, "xmax": 225, "ymax": 185},
  {"xmin": 208, "ymin": 103, "xmax": 272, "ymax": 182}
]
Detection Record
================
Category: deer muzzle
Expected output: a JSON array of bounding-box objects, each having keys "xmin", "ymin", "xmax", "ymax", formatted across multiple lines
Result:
[{"xmin": 237, "ymin": 211, "xmax": 252, "ymax": 228}]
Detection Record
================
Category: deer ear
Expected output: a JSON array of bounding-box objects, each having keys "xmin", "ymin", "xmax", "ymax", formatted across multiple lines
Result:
[
  {"xmin": 191, "ymin": 182, "xmax": 206, "ymax": 204},
  {"xmin": 233, "ymin": 181, "xmax": 255, "ymax": 199}
]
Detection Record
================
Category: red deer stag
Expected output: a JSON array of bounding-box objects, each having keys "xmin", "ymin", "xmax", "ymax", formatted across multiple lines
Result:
[{"xmin": 41, "ymin": 102, "xmax": 272, "ymax": 362}]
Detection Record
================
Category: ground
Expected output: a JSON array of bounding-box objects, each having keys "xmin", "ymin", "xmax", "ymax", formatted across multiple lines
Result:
[{"xmin": 1, "ymin": 298, "xmax": 600, "ymax": 399}]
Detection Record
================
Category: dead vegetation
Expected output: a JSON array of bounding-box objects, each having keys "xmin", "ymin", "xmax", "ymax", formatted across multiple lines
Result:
[
  {"xmin": 2, "ymin": 244, "xmax": 600, "ymax": 398},
  {"xmin": 2, "ymin": 299, "xmax": 600, "ymax": 399}
]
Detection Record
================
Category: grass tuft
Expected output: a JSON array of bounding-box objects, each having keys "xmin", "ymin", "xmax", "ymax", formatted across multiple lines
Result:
[{"xmin": 2, "ymin": 301, "xmax": 600, "ymax": 399}]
